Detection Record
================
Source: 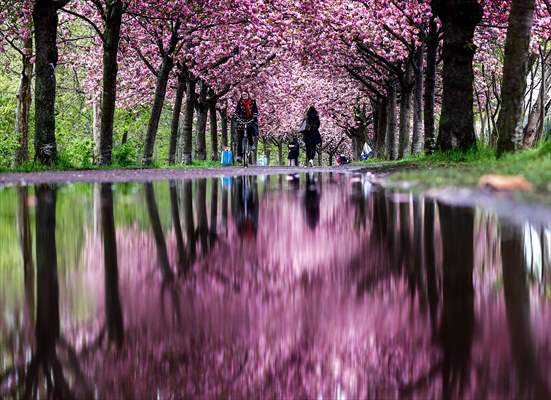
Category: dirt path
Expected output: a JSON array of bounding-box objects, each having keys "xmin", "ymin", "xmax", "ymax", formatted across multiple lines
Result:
[{"xmin": 0, "ymin": 165, "xmax": 367, "ymax": 186}]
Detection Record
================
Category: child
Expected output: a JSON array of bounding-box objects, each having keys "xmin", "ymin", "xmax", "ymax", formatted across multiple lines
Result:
[{"xmin": 288, "ymin": 137, "xmax": 300, "ymax": 166}]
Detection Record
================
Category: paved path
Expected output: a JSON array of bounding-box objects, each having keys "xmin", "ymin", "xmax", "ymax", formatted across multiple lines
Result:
[{"xmin": 0, "ymin": 165, "xmax": 368, "ymax": 186}]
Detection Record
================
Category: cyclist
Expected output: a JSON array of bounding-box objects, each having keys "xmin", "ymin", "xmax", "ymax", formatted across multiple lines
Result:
[{"xmin": 234, "ymin": 91, "xmax": 259, "ymax": 162}]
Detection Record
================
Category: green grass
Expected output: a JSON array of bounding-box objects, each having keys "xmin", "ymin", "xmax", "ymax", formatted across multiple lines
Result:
[{"xmin": 357, "ymin": 142, "xmax": 551, "ymax": 193}]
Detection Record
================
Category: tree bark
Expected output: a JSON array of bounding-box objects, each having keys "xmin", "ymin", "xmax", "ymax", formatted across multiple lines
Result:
[
  {"xmin": 523, "ymin": 49, "xmax": 550, "ymax": 148},
  {"xmin": 497, "ymin": 0, "xmax": 537, "ymax": 155},
  {"xmin": 277, "ymin": 141, "xmax": 283, "ymax": 165},
  {"xmin": 168, "ymin": 73, "xmax": 186, "ymax": 164},
  {"xmin": 194, "ymin": 82, "xmax": 208, "ymax": 161},
  {"xmin": 412, "ymin": 46, "xmax": 425, "ymax": 155},
  {"xmin": 209, "ymin": 99, "xmax": 218, "ymax": 161},
  {"xmin": 386, "ymin": 80, "xmax": 399, "ymax": 160},
  {"xmin": 145, "ymin": 182, "xmax": 173, "ymax": 281},
  {"xmin": 33, "ymin": 0, "xmax": 63, "ymax": 165},
  {"xmin": 220, "ymin": 107, "xmax": 228, "ymax": 148},
  {"xmin": 181, "ymin": 79, "xmax": 196, "ymax": 165},
  {"xmin": 92, "ymin": 95, "xmax": 102, "ymax": 161},
  {"xmin": 374, "ymin": 97, "xmax": 388, "ymax": 158},
  {"xmin": 433, "ymin": 0, "xmax": 483, "ymax": 151},
  {"xmin": 15, "ymin": 37, "xmax": 33, "ymax": 167},
  {"xmin": 398, "ymin": 68, "xmax": 414, "ymax": 159},
  {"xmin": 424, "ymin": 15, "xmax": 438, "ymax": 154},
  {"xmin": 100, "ymin": 183, "xmax": 124, "ymax": 347},
  {"xmin": 142, "ymin": 56, "xmax": 174, "ymax": 165},
  {"xmin": 99, "ymin": 0, "xmax": 123, "ymax": 165}
]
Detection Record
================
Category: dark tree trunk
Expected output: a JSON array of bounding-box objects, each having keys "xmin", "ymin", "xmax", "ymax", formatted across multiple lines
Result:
[
  {"xmin": 145, "ymin": 183, "xmax": 173, "ymax": 281},
  {"xmin": 18, "ymin": 187, "xmax": 34, "ymax": 331},
  {"xmin": 99, "ymin": 0, "xmax": 123, "ymax": 165},
  {"xmin": 33, "ymin": 0, "xmax": 63, "ymax": 165},
  {"xmin": 496, "ymin": 0, "xmax": 537, "ymax": 155},
  {"xmin": 277, "ymin": 141, "xmax": 283, "ymax": 165},
  {"xmin": 196, "ymin": 179, "xmax": 209, "ymax": 253},
  {"xmin": 433, "ymin": 0, "xmax": 483, "ymax": 151},
  {"xmin": 412, "ymin": 46, "xmax": 424, "ymax": 155},
  {"xmin": 220, "ymin": 107, "xmax": 228, "ymax": 148},
  {"xmin": 168, "ymin": 73, "xmax": 186, "ymax": 164},
  {"xmin": 169, "ymin": 181, "xmax": 187, "ymax": 274},
  {"xmin": 142, "ymin": 57, "xmax": 174, "ymax": 165},
  {"xmin": 502, "ymin": 222, "xmax": 550, "ymax": 398},
  {"xmin": 35, "ymin": 184, "xmax": 60, "ymax": 354},
  {"xmin": 183, "ymin": 181, "xmax": 196, "ymax": 262},
  {"xmin": 194, "ymin": 82, "xmax": 208, "ymax": 161},
  {"xmin": 181, "ymin": 79, "xmax": 196, "ymax": 165},
  {"xmin": 15, "ymin": 37, "xmax": 33, "ymax": 166},
  {"xmin": 209, "ymin": 99, "xmax": 219, "ymax": 161},
  {"xmin": 437, "ymin": 203, "xmax": 475, "ymax": 399},
  {"xmin": 386, "ymin": 80, "xmax": 399, "ymax": 160},
  {"xmin": 100, "ymin": 183, "xmax": 124, "ymax": 347},
  {"xmin": 424, "ymin": 16, "xmax": 438, "ymax": 154},
  {"xmin": 373, "ymin": 97, "xmax": 388, "ymax": 158},
  {"xmin": 398, "ymin": 70, "xmax": 414, "ymax": 159}
]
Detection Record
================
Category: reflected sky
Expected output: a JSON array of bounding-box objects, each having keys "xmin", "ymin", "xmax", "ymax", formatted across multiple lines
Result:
[{"xmin": 1, "ymin": 173, "xmax": 551, "ymax": 399}]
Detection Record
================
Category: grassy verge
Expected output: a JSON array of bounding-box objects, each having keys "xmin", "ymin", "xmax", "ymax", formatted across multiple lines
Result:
[
  {"xmin": 357, "ymin": 141, "xmax": 551, "ymax": 193},
  {"xmin": 0, "ymin": 159, "xmax": 225, "ymax": 174}
]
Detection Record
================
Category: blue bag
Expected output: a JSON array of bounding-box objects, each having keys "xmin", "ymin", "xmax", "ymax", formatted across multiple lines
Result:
[{"xmin": 221, "ymin": 149, "xmax": 233, "ymax": 166}]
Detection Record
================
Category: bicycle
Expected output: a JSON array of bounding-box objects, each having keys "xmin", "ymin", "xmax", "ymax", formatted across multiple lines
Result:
[{"xmin": 235, "ymin": 117, "xmax": 255, "ymax": 167}]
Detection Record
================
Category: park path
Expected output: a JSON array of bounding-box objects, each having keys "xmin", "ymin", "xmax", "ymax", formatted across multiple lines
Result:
[{"xmin": 0, "ymin": 165, "xmax": 367, "ymax": 186}]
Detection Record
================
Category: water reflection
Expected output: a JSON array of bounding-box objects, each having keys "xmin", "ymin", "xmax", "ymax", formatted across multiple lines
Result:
[{"xmin": 1, "ymin": 175, "xmax": 551, "ymax": 398}]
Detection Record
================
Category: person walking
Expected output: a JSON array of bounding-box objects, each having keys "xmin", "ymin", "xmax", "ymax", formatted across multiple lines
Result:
[
  {"xmin": 300, "ymin": 106, "xmax": 321, "ymax": 167},
  {"xmin": 288, "ymin": 136, "xmax": 300, "ymax": 166}
]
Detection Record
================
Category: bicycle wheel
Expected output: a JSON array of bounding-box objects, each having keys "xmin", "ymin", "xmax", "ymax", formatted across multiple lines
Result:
[{"xmin": 242, "ymin": 134, "xmax": 249, "ymax": 167}]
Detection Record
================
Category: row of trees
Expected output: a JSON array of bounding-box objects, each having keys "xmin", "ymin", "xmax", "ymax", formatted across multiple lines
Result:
[{"xmin": 0, "ymin": 0, "xmax": 550, "ymax": 168}]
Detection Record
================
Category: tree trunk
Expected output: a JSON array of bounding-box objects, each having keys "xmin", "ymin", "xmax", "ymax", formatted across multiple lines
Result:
[
  {"xmin": 220, "ymin": 107, "xmax": 228, "ymax": 148},
  {"xmin": 523, "ymin": 52, "xmax": 550, "ymax": 148},
  {"xmin": 92, "ymin": 95, "xmax": 102, "ymax": 161},
  {"xmin": 194, "ymin": 82, "xmax": 208, "ymax": 161},
  {"xmin": 168, "ymin": 73, "xmax": 186, "ymax": 164},
  {"xmin": 433, "ymin": 0, "xmax": 483, "ymax": 151},
  {"xmin": 386, "ymin": 80, "xmax": 399, "ymax": 160},
  {"xmin": 33, "ymin": 0, "xmax": 61, "ymax": 165},
  {"xmin": 374, "ymin": 97, "xmax": 388, "ymax": 158},
  {"xmin": 99, "ymin": 0, "xmax": 123, "ymax": 165},
  {"xmin": 209, "ymin": 99, "xmax": 218, "ymax": 161},
  {"xmin": 277, "ymin": 141, "xmax": 283, "ymax": 165},
  {"xmin": 15, "ymin": 37, "xmax": 33, "ymax": 167},
  {"xmin": 424, "ymin": 16, "xmax": 438, "ymax": 154},
  {"xmin": 412, "ymin": 46, "xmax": 425, "ymax": 155},
  {"xmin": 497, "ymin": 0, "xmax": 537, "ymax": 156},
  {"xmin": 142, "ymin": 56, "xmax": 174, "ymax": 165},
  {"xmin": 181, "ymin": 79, "xmax": 196, "ymax": 165},
  {"xmin": 145, "ymin": 182, "xmax": 173, "ymax": 281},
  {"xmin": 398, "ymin": 75, "xmax": 414, "ymax": 158},
  {"xmin": 100, "ymin": 183, "xmax": 124, "ymax": 347}
]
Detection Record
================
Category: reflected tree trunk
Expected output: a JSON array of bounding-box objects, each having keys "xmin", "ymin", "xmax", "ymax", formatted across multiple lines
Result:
[
  {"xmin": 100, "ymin": 183, "xmax": 124, "ymax": 347},
  {"xmin": 170, "ymin": 181, "xmax": 187, "ymax": 274},
  {"xmin": 437, "ymin": 203, "xmax": 475, "ymax": 398},
  {"xmin": 145, "ymin": 183, "xmax": 173, "ymax": 281},
  {"xmin": 209, "ymin": 179, "xmax": 218, "ymax": 246},
  {"xmin": 18, "ymin": 187, "xmax": 35, "ymax": 334},
  {"xmin": 423, "ymin": 198, "xmax": 439, "ymax": 332},
  {"xmin": 183, "ymin": 181, "xmax": 196, "ymax": 264},
  {"xmin": 196, "ymin": 179, "xmax": 209, "ymax": 253},
  {"xmin": 502, "ymin": 222, "xmax": 550, "ymax": 398}
]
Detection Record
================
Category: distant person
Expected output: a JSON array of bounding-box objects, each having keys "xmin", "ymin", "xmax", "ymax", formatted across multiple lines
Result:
[
  {"xmin": 299, "ymin": 106, "xmax": 321, "ymax": 167},
  {"xmin": 288, "ymin": 136, "xmax": 300, "ymax": 166},
  {"xmin": 360, "ymin": 143, "xmax": 373, "ymax": 161},
  {"xmin": 234, "ymin": 91, "xmax": 259, "ymax": 161}
]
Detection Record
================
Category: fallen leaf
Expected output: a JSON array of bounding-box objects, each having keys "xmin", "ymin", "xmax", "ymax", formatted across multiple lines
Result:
[{"xmin": 478, "ymin": 174, "xmax": 533, "ymax": 192}]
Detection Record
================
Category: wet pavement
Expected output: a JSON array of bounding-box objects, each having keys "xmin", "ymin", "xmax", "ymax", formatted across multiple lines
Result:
[{"xmin": 1, "ymin": 172, "xmax": 551, "ymax": 399}]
